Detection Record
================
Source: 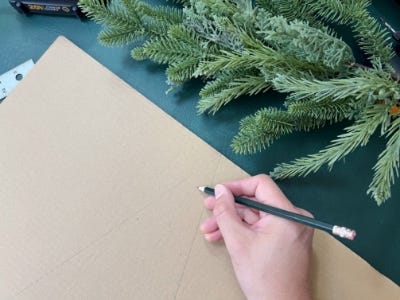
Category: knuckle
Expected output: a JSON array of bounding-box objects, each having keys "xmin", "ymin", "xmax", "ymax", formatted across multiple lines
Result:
[
  {"xmin": 254, "ymin": 173, "xmax": 272, "ymax": 183},
  {"xmin": 297, "ymin": 208, "xmax": 314, "ymax": 219}
]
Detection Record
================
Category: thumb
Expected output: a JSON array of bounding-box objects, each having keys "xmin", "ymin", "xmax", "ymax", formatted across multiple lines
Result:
[{"xmin": 213, "ymin": 184, "xmax": 249, "ymax": 248}]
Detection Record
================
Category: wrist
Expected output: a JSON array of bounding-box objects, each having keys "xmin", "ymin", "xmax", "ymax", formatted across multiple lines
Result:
[
  {"xmin": 244, "ymin": 279, "xmax": 312, "ymax": 300},
  {"xmin": 247, "ymin": 290, "xmax": 312, "ymax": 300}
]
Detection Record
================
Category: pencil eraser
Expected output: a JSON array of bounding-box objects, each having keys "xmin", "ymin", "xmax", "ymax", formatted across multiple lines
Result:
[{"xmin": 332, "ymin": 226, "xmax": 357, "ymax": 240}]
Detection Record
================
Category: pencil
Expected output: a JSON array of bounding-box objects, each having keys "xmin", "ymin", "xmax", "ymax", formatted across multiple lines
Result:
[{"xmin": 198, "ymin": 186, "xmax": 356, "ymax": 240}]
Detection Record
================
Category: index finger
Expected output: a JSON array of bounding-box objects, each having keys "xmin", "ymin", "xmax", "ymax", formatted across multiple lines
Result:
[{"xmin": 222, "ymin": 174, "xmax": 295, "ymax": 211}]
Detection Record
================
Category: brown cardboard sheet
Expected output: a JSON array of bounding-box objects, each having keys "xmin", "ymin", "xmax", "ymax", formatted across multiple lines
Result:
[{"xmin": 0, "ymin": 36, "xmax": 398, "ymax": 299}]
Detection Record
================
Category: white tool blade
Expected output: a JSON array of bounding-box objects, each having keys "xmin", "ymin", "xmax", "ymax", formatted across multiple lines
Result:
[{"xmin": 0, "ymin": 59, "xmax": 35, "ymax": 100}]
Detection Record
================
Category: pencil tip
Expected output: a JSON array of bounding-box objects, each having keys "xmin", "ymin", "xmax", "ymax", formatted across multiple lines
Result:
[{"xmin": 198, "ymin": 186, "xmax": 205, "ymax": 192}]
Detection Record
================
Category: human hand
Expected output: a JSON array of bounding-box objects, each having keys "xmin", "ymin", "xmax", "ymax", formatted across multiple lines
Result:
[{"xmin": 200, "ymin": 174, "xmax": 314, "ymax": 300}]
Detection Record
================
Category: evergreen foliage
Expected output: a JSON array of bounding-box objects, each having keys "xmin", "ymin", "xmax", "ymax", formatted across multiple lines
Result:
[{"xmin": 79, "ymin": 0, "xmax": 400, "ymax": 205}]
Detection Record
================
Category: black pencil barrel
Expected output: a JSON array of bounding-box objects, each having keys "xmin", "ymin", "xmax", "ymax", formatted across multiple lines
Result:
[{"xmin": 202, "ymin": 187, "xmax": 333, "ymax": 232}]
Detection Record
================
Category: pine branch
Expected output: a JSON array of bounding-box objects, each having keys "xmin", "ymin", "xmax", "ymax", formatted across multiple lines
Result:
[
  {"xmin": 258, "ymin": 0, "xmax": 322, "ymax": 27},
  {"xmin": 255, "ymin": 12, "xmax": 354, "ymax": 69},
  {"xmin": 141, "ymin": 3, "xmax": 184, "ymax": 26},
  {"xmin": 183, "ymin": 3, "xmax": 247, "ymax": 52},
  {"xmin": 308, "ymin": 0, "xmax": 369, "ymax": 24},
  {"xmin": 131, "ymin": 37, "xmax": 182, "ymax": 64},
  {"xmin": 79, "ymin": 0, "xmax": 144, "ymax": 45},
  {"xmin": 79, "ymin": 0, "xmax": 184, "ymax": 45},
  {"xmin": 98, "ymin": 27, "xmax": 144, "ymax": 46},
  {"xmin": 273, "ymin": 69, "xmax": 400, "ymax": 105},
  {"xmin": 196, "ymin": 36, "xmax": 332, "ymax": 81},
  {"xmin": 79, "ymin": 0, "xmax": 129, "ymax": 26},
  {"xmin": 368, "ymin": 116, "xmax": 400, "ymax": 205},
  {"xmin": 231, "ymin": 108, "xmax": 296, "ymax": 154},
  {"xmin": 231, "ymin": 104, "xmax": 338, "ymax": 155},
  {"xmin": 82, "ymin": 0, "xmax": 400, "ymax": 204},
  {"xmin": 271, "ymin": 104, "xmax": 391, "ymax": 178},
  {"xmin": 197, "ymin": 70, "xmax": 271, "ymax": 114},
  {"xmin": 307, "ymin": 0, "xmax": 393, "ymax": 65},
  {"xmin": 131, "ymin": 26, "xmax": 205, "ymax": 64},
  {"xmin": 286, "ymin": 97, "xmax": 355, "ymax": 123},
  {"xmin": 166, "ymin": 57, "xmax": 200, "ymax": 84}
]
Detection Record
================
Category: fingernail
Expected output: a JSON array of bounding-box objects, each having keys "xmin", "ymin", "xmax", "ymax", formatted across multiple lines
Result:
[
  {"xmin": 214, "ymin": 184, "xmax": 225, "ymax": 199},
  {"xmin": 204, "ymin": 233, "xmax": 212, "ymax": 241}
]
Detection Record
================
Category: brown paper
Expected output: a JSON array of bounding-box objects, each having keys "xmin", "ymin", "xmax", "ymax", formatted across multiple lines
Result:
[{"xmin": 0, "ymin": 36, "xmax": 398, "ymax": 299}]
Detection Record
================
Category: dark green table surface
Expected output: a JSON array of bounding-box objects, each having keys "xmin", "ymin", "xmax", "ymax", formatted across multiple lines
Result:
[{"xmin": 1, "ymin": 0, "xmax": 400, "ymax": 286}]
